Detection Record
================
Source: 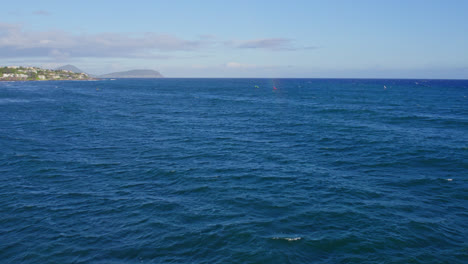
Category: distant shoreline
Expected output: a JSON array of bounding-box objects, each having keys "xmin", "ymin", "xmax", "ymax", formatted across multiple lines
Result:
[
  {"xmin": 0, "ymin": 78, "xmax": 99, "ymax": 82},
  {"xmin": 1, "ymin": 66, "xmax": 94, "ymax": 81}
]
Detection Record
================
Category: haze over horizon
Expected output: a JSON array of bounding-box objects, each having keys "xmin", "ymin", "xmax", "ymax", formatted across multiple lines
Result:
[{"xmin": 1, "ymin": 0, "xmax": 467, "ymax": 79}]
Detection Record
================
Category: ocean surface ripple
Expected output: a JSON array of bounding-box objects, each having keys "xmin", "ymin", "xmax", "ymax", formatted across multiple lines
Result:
[{"xmin": 1, "ymin": 78, "xmax": 467, "ymax": 263}]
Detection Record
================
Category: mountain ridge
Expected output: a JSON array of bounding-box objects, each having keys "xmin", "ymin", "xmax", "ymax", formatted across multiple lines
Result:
[
  {"xmin": 55, "ymin": 65, "xmax": 85, "ymax": 74},
  {"xmin": 99, "ymin": 69, "xmax": 163, "ymax": 78},
  {"xmin": 56, "ymin": 65, "xmax": 164, "ymax": 78}
]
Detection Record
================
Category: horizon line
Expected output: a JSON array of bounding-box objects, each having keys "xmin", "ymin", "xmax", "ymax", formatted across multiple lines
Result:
[{"xmin": 109, "ymin": 77, "xmax": 468, "ymax": 81}]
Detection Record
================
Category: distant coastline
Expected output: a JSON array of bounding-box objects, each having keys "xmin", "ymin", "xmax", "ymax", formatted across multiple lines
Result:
[
  {"xmin": 0, "ymin": 65, "xmax": 164, "ymax": 81},
  {"xmin": 98, "ymin": 69, "xmax": 163, "ymax": 78},
  {"xmin": 0, "ymin": 66, "xmax": 95, "ymax": 81}
]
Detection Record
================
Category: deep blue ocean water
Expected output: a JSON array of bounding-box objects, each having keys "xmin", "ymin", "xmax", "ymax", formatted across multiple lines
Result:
[{"xmin": 1, "ymin": 78, "xmax": 467, "ymax": 263}]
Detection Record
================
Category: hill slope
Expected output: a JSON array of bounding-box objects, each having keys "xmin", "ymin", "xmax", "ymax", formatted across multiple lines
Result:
[
  {"xmin": 55, "ymin": 65, "xmax": 85, "ymax": 74},
  {"xmin": 99, "ymin": 69, "xmax": 163, "ymax": 78}
]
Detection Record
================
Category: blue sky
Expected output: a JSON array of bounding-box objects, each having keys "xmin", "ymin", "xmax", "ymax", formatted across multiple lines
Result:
[{"xmin": 1, "ymin": 0, "xmax": 467, "ymax": 78}]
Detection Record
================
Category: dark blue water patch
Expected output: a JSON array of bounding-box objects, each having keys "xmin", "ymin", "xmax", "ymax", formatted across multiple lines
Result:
[{"xmin": 1, "ymin": 79, "xmax": 467, "ymax": 263}]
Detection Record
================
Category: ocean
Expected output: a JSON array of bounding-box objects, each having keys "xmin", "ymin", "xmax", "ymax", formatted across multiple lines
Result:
[{"xmin": 1, "ymin": 78, "xmax": 467, "ymax": 263}]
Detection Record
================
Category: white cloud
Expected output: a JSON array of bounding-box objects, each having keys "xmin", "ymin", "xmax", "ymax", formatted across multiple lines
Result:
[
  {"xmin": 0, "ymin": 23, "xmax": 313, "ymax": 62},
  {"xmin": 237, "ymin": 38, "xmax": 292, "ymax": 50},
  {"xmin": 0, "ymin": 23, "xmax": 207, "ymax": 59},
  {"xmin": 226, "ymin": 38, "xmax": 317, "ymax": 51}
]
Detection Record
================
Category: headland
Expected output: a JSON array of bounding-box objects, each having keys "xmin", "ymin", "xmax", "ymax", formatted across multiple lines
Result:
[{"xmin": 0, "ymin": 66, "xmax": 95, "ymax": 81}]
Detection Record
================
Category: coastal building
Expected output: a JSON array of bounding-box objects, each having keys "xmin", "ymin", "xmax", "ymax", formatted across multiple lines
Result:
[
  {"xmin": 1, "ymin": 65, "xmax": 93, "ymax": 81},
  {"xmin": 1, "ymin": 73, "xmax": 28, "ymax": 79}
]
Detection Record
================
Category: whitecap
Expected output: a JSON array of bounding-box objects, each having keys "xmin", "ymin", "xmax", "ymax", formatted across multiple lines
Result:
[
  {"xmin": 272, "ymin": 237, "xmax": 302, "ymax": 241},
  {"xmin": 0, "ymin": 98, "xmax": 30, "ymax": 104}
]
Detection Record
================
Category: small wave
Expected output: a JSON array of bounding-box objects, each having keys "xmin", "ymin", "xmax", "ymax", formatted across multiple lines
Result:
[
  {"xmin": 0, "ymin": 98, "xmax": 31, "ymax": 104},
  {"xmin": 272, "ymin": 237, "xmax": 302, "ymax": 241}
]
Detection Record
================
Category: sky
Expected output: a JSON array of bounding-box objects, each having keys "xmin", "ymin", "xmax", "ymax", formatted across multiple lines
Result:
[{"xmin": 1, "ymin": 0, "xmax": 467, "ymax": 78}]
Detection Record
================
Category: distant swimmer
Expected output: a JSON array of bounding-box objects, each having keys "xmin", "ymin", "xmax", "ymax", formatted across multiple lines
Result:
[
  {"xmin": 254, "ymin": 85, "xmax": 259, "ymax": 88},
  {"xmin": 273, "ymin": 86, "xmax": 277, "ymax": 90}
]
